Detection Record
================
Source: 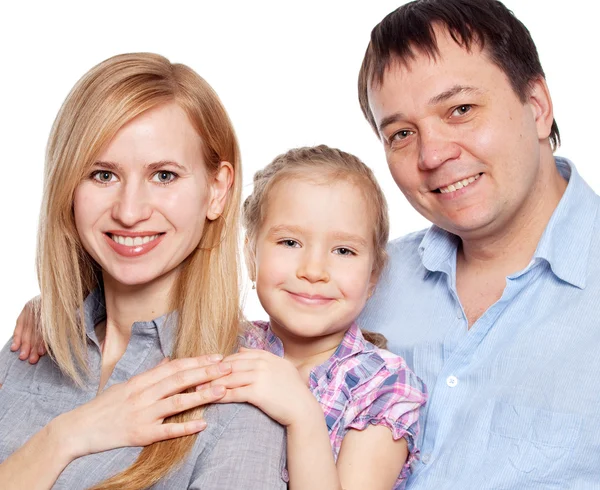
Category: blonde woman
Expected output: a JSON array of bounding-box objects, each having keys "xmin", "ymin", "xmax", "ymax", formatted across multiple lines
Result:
[{"xmin": 0, "ymin": 53, "xmax": 286, "ymax": 489}]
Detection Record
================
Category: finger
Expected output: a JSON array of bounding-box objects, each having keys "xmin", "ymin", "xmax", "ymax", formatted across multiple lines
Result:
[
  {"xmin": 208, "ymin": 371, "xmax": 255, "ymax": 390},
  {"xmin": 154, "ymin": 385, "xmax": 226, "ymax": 419},
  {"xmin": 28, "ymin": 352, "xmax": 40, "ymax": 364},
  {"xmin": 222, "ymin": 350, "xmax": 271, "ymax": 363},
  {"xmin": 228, "ymin": 358, "xmax": 268, "ymax": 374},
  {"xmin": 18, "ymin": 327, "xmax": 32, "ymax": 361},
  {"xmin": 212, "ymin": 386, "xmax": 254, "ymax": 404},
  {"xmin": 11, "ymin": 325, "xmax": 23, "ymax": 351},
  {"xmin": 145, "ymin": 362, "xmax": 232, "ymax": 400},
  {"xmin": 145, "ymin": 419, "xmax": 208, "ymax": 443},
  {"xmin": 129, "ymin": 355, "xmax": 224, "ymax": 389},
  {"xmin": 37, "ymin": 344, "xmax": 47, "ymax": 356}
]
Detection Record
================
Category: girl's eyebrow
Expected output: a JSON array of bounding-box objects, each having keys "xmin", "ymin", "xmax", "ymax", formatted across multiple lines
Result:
[{"xmin": 267, "ymin": 225, "xmax": 368, "ymax": 247}]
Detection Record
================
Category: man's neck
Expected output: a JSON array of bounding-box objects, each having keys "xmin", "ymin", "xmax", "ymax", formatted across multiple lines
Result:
[{"xmin": 459, "ymin": 156, "xmax": 567, "ymax": 275}]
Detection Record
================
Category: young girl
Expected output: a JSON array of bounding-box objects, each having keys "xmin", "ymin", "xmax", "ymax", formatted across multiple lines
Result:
[{"xmin": 12, "ymin": 144, "xmax": 427, "ymax": 489}]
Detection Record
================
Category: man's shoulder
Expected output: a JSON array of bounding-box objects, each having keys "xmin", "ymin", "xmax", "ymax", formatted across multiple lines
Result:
[{"xmin": 387, "ymin": 228, "xmax": 428, "ymax": 259}]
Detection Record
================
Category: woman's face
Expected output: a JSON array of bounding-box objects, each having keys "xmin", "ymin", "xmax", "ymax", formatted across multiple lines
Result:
[{"xmin": 74, "ymin": 102, "xmax": 232, "ymax": 289}]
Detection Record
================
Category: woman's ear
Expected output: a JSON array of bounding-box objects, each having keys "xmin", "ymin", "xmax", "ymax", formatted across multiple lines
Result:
[{"xmin": 207, "ymin": 161, "xmax": 234, "ymax": 220}]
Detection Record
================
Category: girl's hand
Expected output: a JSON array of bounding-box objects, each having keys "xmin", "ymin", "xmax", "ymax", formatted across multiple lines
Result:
[
  {"xmin": 57, "ymin": 355, "xmax": 232, "ymax": 460},
  {"xmin": 209, "ymin": 347, "xmax": 320, "ymax": 427},
  {"xmin": 11, "ymin": 296, "xmax": 46, "ymax": 364}
]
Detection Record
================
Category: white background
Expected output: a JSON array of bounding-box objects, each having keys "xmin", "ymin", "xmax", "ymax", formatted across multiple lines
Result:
[{"xmin": 0, "ymin": 0, "xmax": 598, "ymax": 345}]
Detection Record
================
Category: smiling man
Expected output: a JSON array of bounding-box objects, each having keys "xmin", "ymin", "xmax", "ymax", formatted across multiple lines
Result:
[{"xmin": 358, "ymin": 0, "xmax": 600, "ymax": 488}]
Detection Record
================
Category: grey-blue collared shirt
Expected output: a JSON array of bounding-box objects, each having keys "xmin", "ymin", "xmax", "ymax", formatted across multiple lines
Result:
[{"xmin": 0, "ymin": 290, "xmax": 287, "ymax": 489}]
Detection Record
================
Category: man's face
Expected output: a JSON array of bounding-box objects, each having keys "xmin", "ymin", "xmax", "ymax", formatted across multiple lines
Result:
[{"xmin": 367, "ymin": 27, "xmax": 553, "ymax": 241}]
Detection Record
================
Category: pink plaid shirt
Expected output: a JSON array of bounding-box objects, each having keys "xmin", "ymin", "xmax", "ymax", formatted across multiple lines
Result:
[{"xmin": 243, "ymin": 321, "xmax": 427, "ymax": 489}]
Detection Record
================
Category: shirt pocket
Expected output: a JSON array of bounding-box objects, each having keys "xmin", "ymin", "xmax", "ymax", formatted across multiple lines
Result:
[{"xmin": 487, "ymin": 401, "xmax": 581, "ymax": 480}]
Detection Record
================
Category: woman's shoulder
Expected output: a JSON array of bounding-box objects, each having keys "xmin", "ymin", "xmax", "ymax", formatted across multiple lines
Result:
[{"xmin": 203, "ymin": 401, "xmax": 283, "ymax": 436}]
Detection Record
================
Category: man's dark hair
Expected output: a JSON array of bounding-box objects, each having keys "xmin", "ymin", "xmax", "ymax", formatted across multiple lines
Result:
[{"xmin": 358, "ymin": 0, "xmax": 560, "ymax": 150}]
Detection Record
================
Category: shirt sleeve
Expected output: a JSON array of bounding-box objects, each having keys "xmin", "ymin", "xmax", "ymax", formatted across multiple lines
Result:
[
  {"xmin": 189, "ymin": 403, "xmax": 287, "ymax": 490},
  {"xmin": 345, "ymin": 358, "xmax": 427, "ymax": 476},
  {"xmin": 0, "ymin": 336, "xmax": 16, "ymax": 385}
]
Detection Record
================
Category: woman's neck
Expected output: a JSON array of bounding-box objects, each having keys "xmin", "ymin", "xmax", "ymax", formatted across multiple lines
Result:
[{"xmin": 97, "ymin": 269, "xmax": 178, "ymax": 384}]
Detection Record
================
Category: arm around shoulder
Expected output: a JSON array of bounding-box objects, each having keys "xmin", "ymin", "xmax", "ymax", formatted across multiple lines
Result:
[{"xmin": 190, "ymin": 403, "xmax": 287, "ymax": 490}]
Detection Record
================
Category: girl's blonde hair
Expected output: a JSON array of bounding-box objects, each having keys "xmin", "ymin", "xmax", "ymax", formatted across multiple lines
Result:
[
  {"xmin": 242, "ymin": 145, "xmax": 389, "ymax": 348},
  {"xmin": 36, "ymin": 53, "xmax": 242, "ymax": 489}
]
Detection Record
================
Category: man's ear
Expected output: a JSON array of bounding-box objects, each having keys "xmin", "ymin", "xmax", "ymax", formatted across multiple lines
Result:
[
  {"xmin": 527, "ymin": 77, "xmax": 554, "ymax": 142},
  {"xmin": 207, "ymin": 161, "xmax": 234, "ymax": 220}
]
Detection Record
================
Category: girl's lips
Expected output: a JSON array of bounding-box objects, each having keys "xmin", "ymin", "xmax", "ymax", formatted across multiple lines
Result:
[
  {"xmin": 104, "ymin": 232, "xmax": 165, "ymax": 257},
  {"xmin": 286, "ymin": 291, "xmax": 335, "ymax": 306}
]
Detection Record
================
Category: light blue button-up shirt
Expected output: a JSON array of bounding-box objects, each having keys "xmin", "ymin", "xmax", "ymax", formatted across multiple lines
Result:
[{"xmin": 359, "ymin": 157, "xmax": 600, "ymax": 490}]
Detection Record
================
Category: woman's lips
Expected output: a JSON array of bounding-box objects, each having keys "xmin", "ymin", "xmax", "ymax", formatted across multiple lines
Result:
[{"xmin": 104, "ymin": 232, "xmax": 165, "ymax": 257}]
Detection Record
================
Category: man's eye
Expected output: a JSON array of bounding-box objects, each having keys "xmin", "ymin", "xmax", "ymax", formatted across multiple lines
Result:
[
  {"xmin": 391, "ymin": 129, "xmax": 414, "ymax": 141},
  {"xmin": 92, "ymin": 171, "xmax": 115, "ymax": 183},
  {"xmin": 334, "ymin": 247, "xmax": 355, "ymax": 256},
  {"xmin": 451, "ymin": 105, "xmax": 472, "ymax": 117},
  {"xmin": 152, "ymin": 171, "xmax": 177, "ymax": 184}
]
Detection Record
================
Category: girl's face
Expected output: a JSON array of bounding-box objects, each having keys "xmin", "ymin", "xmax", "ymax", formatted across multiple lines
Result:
[
  {"xmin": 253, "ymin": 176, "xmax": 377, "ymax": 342},
  {"xmin": 74, "ymin": 102, "xmax": 231, "ymax": 290}
]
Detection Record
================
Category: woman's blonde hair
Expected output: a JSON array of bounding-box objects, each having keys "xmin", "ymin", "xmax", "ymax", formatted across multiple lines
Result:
[
  {"xmin": 242, "ymin": 145, "xmax": 389, "ymax": 348},
  {"xmin": 36, "ymin": 53, "xmax": 242, "ymax": 489}
]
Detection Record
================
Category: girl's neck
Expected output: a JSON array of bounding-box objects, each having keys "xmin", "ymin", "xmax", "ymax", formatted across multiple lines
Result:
[{"xmin": 269, "ymin": 319, "xmax": 348, "ymax": 384}]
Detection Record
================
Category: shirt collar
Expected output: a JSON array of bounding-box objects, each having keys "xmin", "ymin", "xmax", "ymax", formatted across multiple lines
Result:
[
  {"xmin": 82, "ymin": 288, "xmax": 176, "ymax": 357},
  {"xmin": 418, "ymin": 157, "xmax": 597, "ymax": 289},
  {"xmin": 310, "ymin": 323, "xmax": 371, "ymax": 381}
]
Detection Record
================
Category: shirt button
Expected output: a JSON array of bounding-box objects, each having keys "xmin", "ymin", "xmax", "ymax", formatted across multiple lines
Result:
[
  {"xmin": 421, "ymin": 453, "xmax": 431, "ymax": 464},
  {"xmin": 282, "ymin": 469, "xmax": 289, "ymax": 482},
  {"xmin": 446, "ymin": 375, "xmax": 458, "ymax": 387},
  {"xmin": 456, "ymin": 308, "xmax": 462, "ymax": 319}
]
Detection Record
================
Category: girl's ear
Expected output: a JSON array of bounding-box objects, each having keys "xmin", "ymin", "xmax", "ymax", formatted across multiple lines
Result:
[
  {"xmin": 207, "ymin": 161, "xmax": 234, "ymax": 220},
  {"xmin": 244, "ymin": 236, "xmax": 257, "ymax": 282}
]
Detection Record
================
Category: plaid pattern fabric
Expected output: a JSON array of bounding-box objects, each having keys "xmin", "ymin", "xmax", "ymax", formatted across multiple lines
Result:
[{"xmin": 244, "ymin": 321, "xmax": 427, "ymax": 489}]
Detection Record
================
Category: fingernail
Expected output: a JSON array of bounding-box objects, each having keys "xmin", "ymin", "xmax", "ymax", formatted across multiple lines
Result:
[
  {"xmin": 19, "ymin": 352, "xmax": 27, "ymax": 360},
  {"xmin": 208, "ymin": 354, "xmax": 223, "ymax": 362},
  {"xmin": 219, "ymin": 362, "xmax": 231, "ymax": 372},
  {"xmin": 10, "ymin": 343, "xmax": 17, "ymax": 351},
  {"xmin": 212, "ymin": 385, "xmax": 225, "ymax": 395},
  {"xmin": 195, "ymin": 420, "xmax": 207, "ymax": 430}
]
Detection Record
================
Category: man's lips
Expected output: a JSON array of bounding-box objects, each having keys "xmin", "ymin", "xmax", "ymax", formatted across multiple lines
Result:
[{"xmin": 432, "ymin": 173, "xmax": 482, "ymax": 194}]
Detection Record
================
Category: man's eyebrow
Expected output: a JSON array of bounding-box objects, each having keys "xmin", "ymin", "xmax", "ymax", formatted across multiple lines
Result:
[
  {"xmin": 428, "ymin": 85, "xmax": 482, "ymax": 106},
  {"xmin": 378, "ymin": 112, "xmax": 407, "ymax": 135}
]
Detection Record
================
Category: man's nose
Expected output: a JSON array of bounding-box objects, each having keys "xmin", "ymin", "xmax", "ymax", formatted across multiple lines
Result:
[{"xmin": 417, "ymin": 124, "xmax": 461, "ymax": 171}]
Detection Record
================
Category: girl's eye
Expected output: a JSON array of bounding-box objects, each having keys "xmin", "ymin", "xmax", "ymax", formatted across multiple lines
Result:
[
  {"xmin": 152, "ymin": 171, "xmax": 177, "ymax": 184},
  {"xmin": 91, "ymin": 170, "xmax": 116, "ymax": 183},
  {"xmin": 451, "ymin": 104, "xmax": 472, "ymax": 117},
  {"xmin": 334, "ymin": 247, "xmax": 355, "ymax": 256},
  {"xmin": 280, "ymin": 239, "xmax": 300, "ymax": 248}
]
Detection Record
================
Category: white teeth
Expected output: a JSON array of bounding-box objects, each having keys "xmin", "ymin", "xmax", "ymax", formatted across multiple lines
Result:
[
  {"xmin": 110, "ymin": 234, "xmax": 160, "ymax": 247},
  {"xmin": 439, "ymin": 174, "xmax": 480, "ymax": 194}
]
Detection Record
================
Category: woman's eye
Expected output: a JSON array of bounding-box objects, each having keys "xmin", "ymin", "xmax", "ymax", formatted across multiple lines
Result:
[
  {"xmin": 152, "ymin": 171, "xmax": 177, "ymax": 184},
  {"xmin": 451, "ymin": 105, "xmax": 472, "ymax": 117},
  {"xmin": 280, "ymin": 239, "xmax": 300, "ymax": 248},
  {"xmin": 92, "ymin": 171, "xmax": 115, "ymax": 183},
  {"xmin": 334, "ymin": 247, "xmax": 355, "ymax": 256}
]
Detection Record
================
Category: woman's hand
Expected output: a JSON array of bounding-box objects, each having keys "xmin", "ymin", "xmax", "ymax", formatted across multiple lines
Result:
[
  {"xmin": 57, "ymin": 355, "xmax": 232, "ymax": 460},
  {"xmin": 11, "ymin": 296, "xmax": 45, "ymax": 364},
  {"xmin": 209, "ymin": 347, "xmax": 320, "ymax": 427}
]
